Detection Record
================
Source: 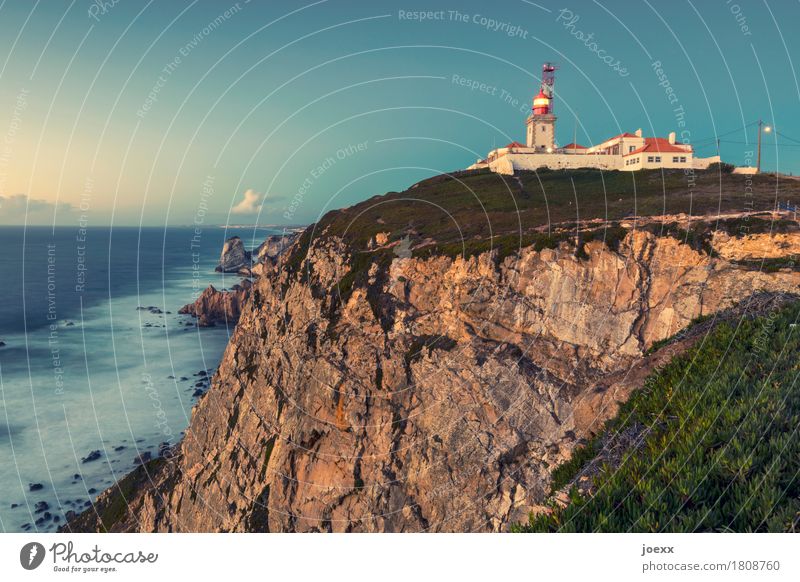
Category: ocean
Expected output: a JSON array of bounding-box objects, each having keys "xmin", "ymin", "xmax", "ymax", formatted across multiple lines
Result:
[{"xmin": 0, "ymin": 225, "xmax": 281, "ymax": 532}]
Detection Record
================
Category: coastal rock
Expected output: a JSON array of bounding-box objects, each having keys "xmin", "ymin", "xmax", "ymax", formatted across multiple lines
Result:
[
  {"xmin": 215, "ymin": 236, "xmax": 252, "ymax": 273},
  {"xmin": 178, "ymin": 280, "xmax": 252, "ymax": 326},
  {"xmin": 81, "ymin": 450, "xmax": 102, "ymax": 463},
  {"xmin": 254, "ymin": 233, "xmax": 297, "ymax": 264},
  {"xmin": 133, "ymin": 452, "xmax": 152, "ymax": 465},
  {"xmin": 66, "ymin": 226, "xmax": 800, "ymax": 533}
]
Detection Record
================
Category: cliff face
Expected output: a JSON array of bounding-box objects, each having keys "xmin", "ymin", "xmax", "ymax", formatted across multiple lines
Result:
[{"xmin": 72, "ymin": 226, "xmax": 800, "ymax": 533}]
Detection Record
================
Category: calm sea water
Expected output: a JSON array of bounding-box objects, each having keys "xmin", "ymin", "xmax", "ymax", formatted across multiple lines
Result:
[{"xmin": 0, "ymin": 225, "xmax": 280, "ymax": 532}]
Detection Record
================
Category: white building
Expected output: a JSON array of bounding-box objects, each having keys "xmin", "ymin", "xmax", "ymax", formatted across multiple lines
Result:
[{"xmin": 469, "ymin": 64, "xmax": 720, "ymax": 175}]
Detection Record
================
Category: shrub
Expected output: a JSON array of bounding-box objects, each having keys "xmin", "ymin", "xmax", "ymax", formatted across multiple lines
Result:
[{"xmin": 708, "ymin": 161, "xmax": 735, "ymax": 173}]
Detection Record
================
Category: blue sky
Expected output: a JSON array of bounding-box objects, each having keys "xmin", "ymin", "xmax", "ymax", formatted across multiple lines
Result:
[{"xmin": 0, "ymin": 0, "xmax": 798, "ymax": 226}]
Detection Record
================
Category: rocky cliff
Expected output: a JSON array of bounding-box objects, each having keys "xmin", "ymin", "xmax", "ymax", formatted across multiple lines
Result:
[
  {"xmin": 66, "ymin": 214, "xmax": 800, "ymax": 533},
  {"xmin": 215, "ymin": 236, "xmax": 252, "ymax": 273},
  {"xmin": 178, "ymin": 281, "xmax": 252, "ymax": 327}
]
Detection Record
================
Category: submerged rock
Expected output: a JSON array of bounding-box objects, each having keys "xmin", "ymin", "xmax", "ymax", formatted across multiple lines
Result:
[{"xmin": 81, "ymin": 450, "xmax": 102, "ymax": 463}]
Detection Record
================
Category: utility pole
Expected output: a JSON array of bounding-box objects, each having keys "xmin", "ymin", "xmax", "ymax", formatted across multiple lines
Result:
[
  {"xmin": 573, "ymin": 114, "xmax": 577, "ymax": 148},
  {"xmin": 757, "ymin": 119, "xmax": 772, "ymax": 173}
]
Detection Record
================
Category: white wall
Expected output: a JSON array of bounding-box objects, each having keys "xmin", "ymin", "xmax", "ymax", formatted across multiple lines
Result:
[
  {"xmin": 489, "ymin": 153, "xmax": 623, "ymax": 174},
  {"xmin": 692, "ymin": 155, "xmax": 721, "ymax": 169},
  {"xmin": 486, "ymin": 153, "xmax": 721, "ymax": 174}
]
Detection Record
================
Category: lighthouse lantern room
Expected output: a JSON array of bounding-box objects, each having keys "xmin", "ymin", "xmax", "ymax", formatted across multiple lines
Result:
[{"xmin": 526, "ymin": 63, "xmax": 557, "ymax": 151}]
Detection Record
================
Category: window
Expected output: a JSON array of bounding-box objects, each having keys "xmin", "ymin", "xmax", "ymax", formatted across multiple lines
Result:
[
  {"xmin": 680, "ymin": 156, "xmax": 686, "ymax": 162},
  {"xmin": 541, "ymin": 126, "xmax": 546, "ymax": 132},
  {"xmin": 629, "ymin": 146, "xmax": 635, "ymax": 152},
  {"xmin": 673, "ymin": 157, "xmax": 679, "ymax": 163},
  {"xmin": 655, "ymin": 156, "xmax": 661, "ymax": 162},
  {"xmin": 647, "ymin": 156, "xmax": 654, "ymax": 162}
]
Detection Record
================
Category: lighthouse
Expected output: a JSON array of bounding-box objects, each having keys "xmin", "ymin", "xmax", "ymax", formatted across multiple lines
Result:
[
  {"xmin": 526, "ymin": 63, "xmax": 557, "ymax": 151},
  {"xmin": 467, "ymin": 62, "xmax": 721, "ymax": 174}
]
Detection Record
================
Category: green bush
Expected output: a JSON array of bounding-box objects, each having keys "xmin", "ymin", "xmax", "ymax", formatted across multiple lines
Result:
[{"xmin": 708, "ymin": 161, "xmax": 736, "ymax": 174}]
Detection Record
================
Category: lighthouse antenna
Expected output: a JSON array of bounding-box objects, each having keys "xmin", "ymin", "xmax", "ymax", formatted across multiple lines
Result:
[{"xmin": 541, "ymin": 62, "xmax": 558, "ymax": 110}]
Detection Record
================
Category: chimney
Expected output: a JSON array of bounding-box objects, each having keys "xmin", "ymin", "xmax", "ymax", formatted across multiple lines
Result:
[
  {"xmin": 635, "ymin": 128, "xmax": 642, "ymax": 137},
  {"xmin": 668, "ymin": 131, "xmax": 676, "ymax": 144}
]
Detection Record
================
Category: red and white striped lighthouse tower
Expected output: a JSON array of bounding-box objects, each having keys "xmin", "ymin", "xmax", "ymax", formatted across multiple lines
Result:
[{"xmin": 526, "ymin": 63, "xmax": 557, "ymax": 150}]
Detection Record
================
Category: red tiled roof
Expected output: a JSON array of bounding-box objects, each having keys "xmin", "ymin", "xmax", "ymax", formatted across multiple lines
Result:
[
  {"xmin": 505, "ymin": 141, "xmax": 526, "ymax": 149},
  {"xmin": 623, "ymin": 137, "xmax": 692, "ymax": 157},
  {"xmin": 562, "ymin": 142, "xmax": 587, "ymax": 149},
  {"xmin": 606, "ymin": 132, "xmax": 637, "ymax": 141}
]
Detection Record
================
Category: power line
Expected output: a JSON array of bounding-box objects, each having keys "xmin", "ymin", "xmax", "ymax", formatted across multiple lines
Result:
[
  {"xmin": 690, "ymin": 121, "xmax": 759, "ymax": 146},
  {"xmin": 774, "ymin": 130, "xmax": 800, "ymax": 145},
  {"xmin": 716, "ymin": 139, "xmax": 800, "ymax": 148}
]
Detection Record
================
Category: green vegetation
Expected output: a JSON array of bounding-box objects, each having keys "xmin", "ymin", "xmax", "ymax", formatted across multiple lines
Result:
[
  {"xmin": 515, "ymin": 301, "xmax": 800, "ymax": 532},
  {"xmin": 641, "ymin": 221, "xmax": 717, "ymax": 256},
  {"xmin": 548, "ymin": 438, "xmax": 601, "ymax": 493},
  {"xmin": 645, "ymin": 313, "xmax": 713, "ymax": 355},
  {"xmin": 311, "ymin": 168, "xmax": 794, "ymax": 250},
  {"xmin": 581, "ymin": 224, "xmax": 629, "ymax": 252},
  {"xmin": 708, "ymin": 161, "xmax": 735, "ymax": 174},
  {"xmin": 283, "ymin": 168, "xmax": 798, "ymax": 272},
  {"xmin": 411, "ymin": 232, "xmax": 563, "ymax": 263},
  {"xmin": 715, "ymin": 216, "xmax": 798, "ymax": 237},
  {"xmin": 91, "ymin": 457, "xmax": 166, "ymax": 532},
  {"xmin": 733, "ymin": 256, "xmax": 799, "ymax": 273}
]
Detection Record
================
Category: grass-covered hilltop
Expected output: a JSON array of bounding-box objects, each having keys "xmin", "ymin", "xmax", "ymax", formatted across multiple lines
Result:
[{"xmin": 293, "ymin": 166, "xmax": 800, "ymax": 259}]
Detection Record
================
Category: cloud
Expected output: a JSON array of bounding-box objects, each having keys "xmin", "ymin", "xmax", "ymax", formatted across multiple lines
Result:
[
  {"xmin": 0, "ymin": 193, "xmax": 76, "ymax": 225},
  {"xmin": 231, "ymin": 188, "xmax": 263, "ymax": 215},
  {"xmin": 231, "ymin": 189, "xmax": 286, "ymax": 215}
]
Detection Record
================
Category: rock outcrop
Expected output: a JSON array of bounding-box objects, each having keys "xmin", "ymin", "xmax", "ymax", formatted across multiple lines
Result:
[
  {"xmin": 65, "ymin": 223, "xmax": 800, "ymax": 533},
  {"xmin": 215, "ymin": 237, "xmax": 252, "ymax": 273},
  {"xmin": 711, "ymin": 230, "xmax": 800, "ymax": 261},
  {"xmin": 179, "ymin": 281, "xmax": 252, "ymax": 327},
  {"xmin": 215, "ymin": 233, "xmax": 298, "ymax": 276},
  {"xmin": 254, "ymin": 233, "xmax": 296, "ymax": 264}
]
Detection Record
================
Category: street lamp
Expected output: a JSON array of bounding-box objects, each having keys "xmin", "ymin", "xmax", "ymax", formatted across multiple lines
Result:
[{"xmin": 757, "ymin": 120, "xmax": 772, "ymax": 173}]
